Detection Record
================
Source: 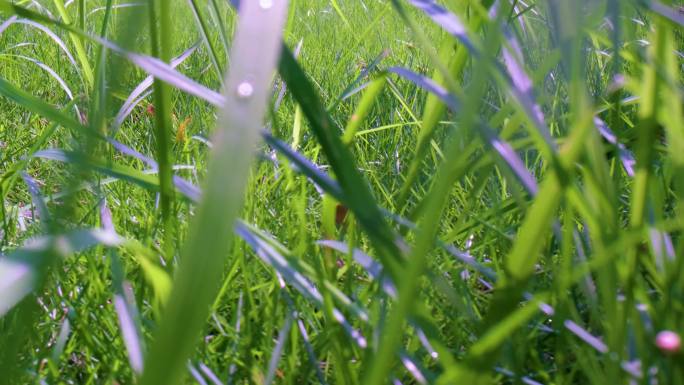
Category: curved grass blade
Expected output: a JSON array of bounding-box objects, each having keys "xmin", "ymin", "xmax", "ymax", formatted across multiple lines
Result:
[
  {"xmin": 389, "ymin": 66, "xmax": 538, "ymax": 195},
  {"xmin": 34, "ymin": 148, "xmax": 201, "ymax": 202},
  {"xmin": 87, "ymin": 2, "xmax": 144, "ymax": 16},
  {"xmin": 404, "ymin": 0, "xmax": 476, "ymax": 52},
  {"xmin": 113, "ymin": 43, "xmax": 198, "ymax": 130},
  {"xmin": 2, "ymin": 4, "xmax": 225, "ymax": 109},
  {"xmin": 0, "ymin": 18, "xmax": 77, "ymax": 66},
  {"xmin": 5, "ymin": 54, "xmax": 78, "ymax": 107},
  {"xmin": 122, "ymin": 50, "xmax": 224, "ymax": 106}
]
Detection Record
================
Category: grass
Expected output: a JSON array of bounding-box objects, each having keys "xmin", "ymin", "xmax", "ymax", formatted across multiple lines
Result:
[{"xmin": 0, "ymin": 0, "xmax": 683, "ymax": 384}]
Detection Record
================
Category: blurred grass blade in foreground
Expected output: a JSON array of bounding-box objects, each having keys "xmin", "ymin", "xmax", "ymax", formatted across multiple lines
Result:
[{"xmin": 139, "ymin": 1, "xmax": 289, "ymax": 384}]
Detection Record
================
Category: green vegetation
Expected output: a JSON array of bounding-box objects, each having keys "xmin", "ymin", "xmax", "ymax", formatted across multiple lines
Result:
[{"xmin": 1, "ymin": 0, "xmax": 683, "ymax": 384}]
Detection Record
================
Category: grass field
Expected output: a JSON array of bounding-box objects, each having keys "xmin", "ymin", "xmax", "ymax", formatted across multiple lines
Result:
[{"xmin": 1, "ymin": 0, "xmax": 684, "ymax": 384}]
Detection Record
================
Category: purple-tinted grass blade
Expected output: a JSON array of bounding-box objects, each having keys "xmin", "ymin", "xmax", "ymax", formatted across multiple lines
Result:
[
  {"xmin": 405, "ymin": 0, "xmax": 476, "ymax": 52},
  {"xmin": 236, "ymin": 223, "xmax": 368, "ymax": 348},
  {"xmin": 114, "ymin": 289, "xmax": 144, "ymax": 374},
  {"xmin": 510, "ymin": 1, "xmax": 529, "ymax": 36},
  {"xmin": 500, "ymin": 29, "xmax": 555, "ymax": 150},
  {"xmin": 27, "ymin": 1, "xmax": 55, "ymax": 17},
  {"xmin": 315, "ymin": 240, "xmax": 442, "ymax": 361},
  {"xmin": 0, "ymin": 257, "xmax": 35, "ymax": 317},
  {"xmin": 262, "ymin": 131, "xmax": 344, "ymax": 200},
  {"xmin": 494, "ymin": 367, "xmax": 544, "ymax": 385},
  {"xmin": 621, "ymin": 360, "xmax": 643, "ymax": 379},
  {"xmin": 317, "ymin": 240, "xmax": 397, "ymax": 298},
  {"xmin": 106, "ymin": 138, "xmax": 202, "ymax": 201},
  {"xmin": 441, "ymin": 243, "xmax": 497, "ymax": 281},
  {"xmin": 187, "ymin": 363, "xmax": 209, "ymax": 385},
  {"xmin": 21, "ymin": 172, "xmax": 49, "ymax": 226},
  {"xmin": 0, "ymin": 15, "xmax": 18, "ymax": 34},
  {"xmin": 296, "ymin": 318, "xmax": 328, "ymax": 385},
  {"xmin": 114, "ymin": 44, "xmax": 198, "ymax": 130},
  {"xmin": 563, "ymin": 320, "xmax": 608, "ymax": 353},
  {"xmin": 107, "ymin": 138, "xmax": 158, "ymax": 169},
  {"xmin": 51, "ymin": 317, "xmax": 71, "ymax": 361},
  {"xmin": 594, "ymin": 117, "xmax": 635, "ymax": 176},
  {"xmin": 399, "ymin": 352, "xmax": 427, "ymax": 385},
  {"xmin": 331, "ymin": 48, "xmax": 390, "ymax": 108},
  {"xmin": 649, "ymin": 227, "xmax": 675, "ymax": 271},
  {"xmin": 264, "ymin": 312, "xmax": 294, "ymax": 385},
  {"xmin": 650, "ymin": 1, "xmax": 684, "ymax": 26},
  {"xmin": 236, "ymin": 224, "xmax": 323, "ymax": 305},
  {"xmin": 486, "ymin": 130, "xmax": 539, "ymax": 195},
  {"xmin": 0, "ymin": 228, "xmax": 124, "ymax": 316},
  {"xmin": 172, "ymin": 176, "xmax": 201, "ymax": 203},
  {"xmin": 11, "ymin": 54, "xmax": 79, "ymax": 116},
  {"xmin": 3, "ymin": 19, "xmax": 77, "ymax": 66},
  {"xmin": 390, "ymin": 65, "xmax": 539, "ymax": 195},
  {"xmin": 198, "ymin": 363, "xmax": 224, "ymax": 385},
  {"xmin": 114, "ymin": 91, "xmax": 152, "ymax": 129},
  {"xmin": 124, "ymin": 51, "xmax": 224, "ymax": 107},
  {"xmin": 35, "ymin": 145, "xmax": 202, "ymax": 204},
  {"xmin": 416, "ymin": 328, "xmax": 438, "ymax": 359},
  {"xmin": 388, "ymin": 67, "xmax": 459, "ymax": 111},
  {"xmin": 33, "ymin": 149, "xmax": 70, "ymax": 162}
]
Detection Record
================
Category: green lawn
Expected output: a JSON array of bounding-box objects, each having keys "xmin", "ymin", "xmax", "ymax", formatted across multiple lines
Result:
[{"xmin": 1, "ymin": 0, "xmax": 684, "ymax": 384}]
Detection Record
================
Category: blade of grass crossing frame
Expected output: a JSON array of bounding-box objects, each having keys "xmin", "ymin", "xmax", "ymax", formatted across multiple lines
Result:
[
  {"xmin": 278, "ymin": 47, "xmax": 404, "ymax": 281},
  {"xmin": 138, "ymin": 2, "xmax": 288, "ymax": 384}
]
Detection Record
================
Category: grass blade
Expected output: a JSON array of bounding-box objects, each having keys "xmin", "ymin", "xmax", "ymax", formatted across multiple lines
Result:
[{"xmin": 138, "ymin": 1, "xmax": 288, "ymax": 384}]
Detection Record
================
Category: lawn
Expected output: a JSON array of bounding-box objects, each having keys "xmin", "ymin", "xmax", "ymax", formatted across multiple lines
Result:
[{"xmin": 1, "ymin": 0, "xmax": 684, "ymax": 384}]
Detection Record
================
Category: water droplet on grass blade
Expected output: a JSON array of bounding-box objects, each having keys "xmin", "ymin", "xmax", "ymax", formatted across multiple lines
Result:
[
  {"xmin": 236, "ymin": 81, "xmax": 254, "ymax": 99},
  {"xmin": 656, "ymin": 330, "xmax": 681, "ymax": 354}
]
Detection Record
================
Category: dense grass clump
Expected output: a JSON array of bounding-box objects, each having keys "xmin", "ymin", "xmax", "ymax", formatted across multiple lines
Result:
[{"xmin": 1, "ymin": 0, "xmax": 684, "ymax": 384}]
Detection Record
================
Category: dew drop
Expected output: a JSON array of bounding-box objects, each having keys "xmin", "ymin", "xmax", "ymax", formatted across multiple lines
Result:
[
  {"xmin": 236, "ymin": 81, "xmax": 254, "ymax": 99},
  {"xmin": 259, "ymin": 0, "xmax": 273, "ymax": 10}
]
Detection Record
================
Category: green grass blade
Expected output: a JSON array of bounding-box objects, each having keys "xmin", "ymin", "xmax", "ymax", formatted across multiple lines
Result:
[
  {"xmin": 148, "ymin": 0, "xmax": 177, "ymax": 261},
  {"xmin": 138, "ymin": 1, "xmax": 288, "ymax": 384},
  {"xmin": 52, "ymin": 0, "xmax": 94, "ymax": 87},
  {"xmin": 278, "ymin": 46, "xmax": 404, "ymax": 280}
]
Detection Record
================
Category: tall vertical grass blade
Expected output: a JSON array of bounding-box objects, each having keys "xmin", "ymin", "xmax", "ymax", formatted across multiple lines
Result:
[
  {"xmin": 138, "ymin": 1, "xmax": 288, "ymax": 384},
  {"xmin": 264, "ymin": 312, "xmax": 294, "ymax": 385},
  {"xmin": 52, "ymin": 0, "xmax": 94, "ymax": 86},
  {"xmin": 278, "ymin": 46, "xmax": 405, "ymax": 280},
  {"xmin": 148, "ymin": 0, "xmax": 177, "ymax": 260}
]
